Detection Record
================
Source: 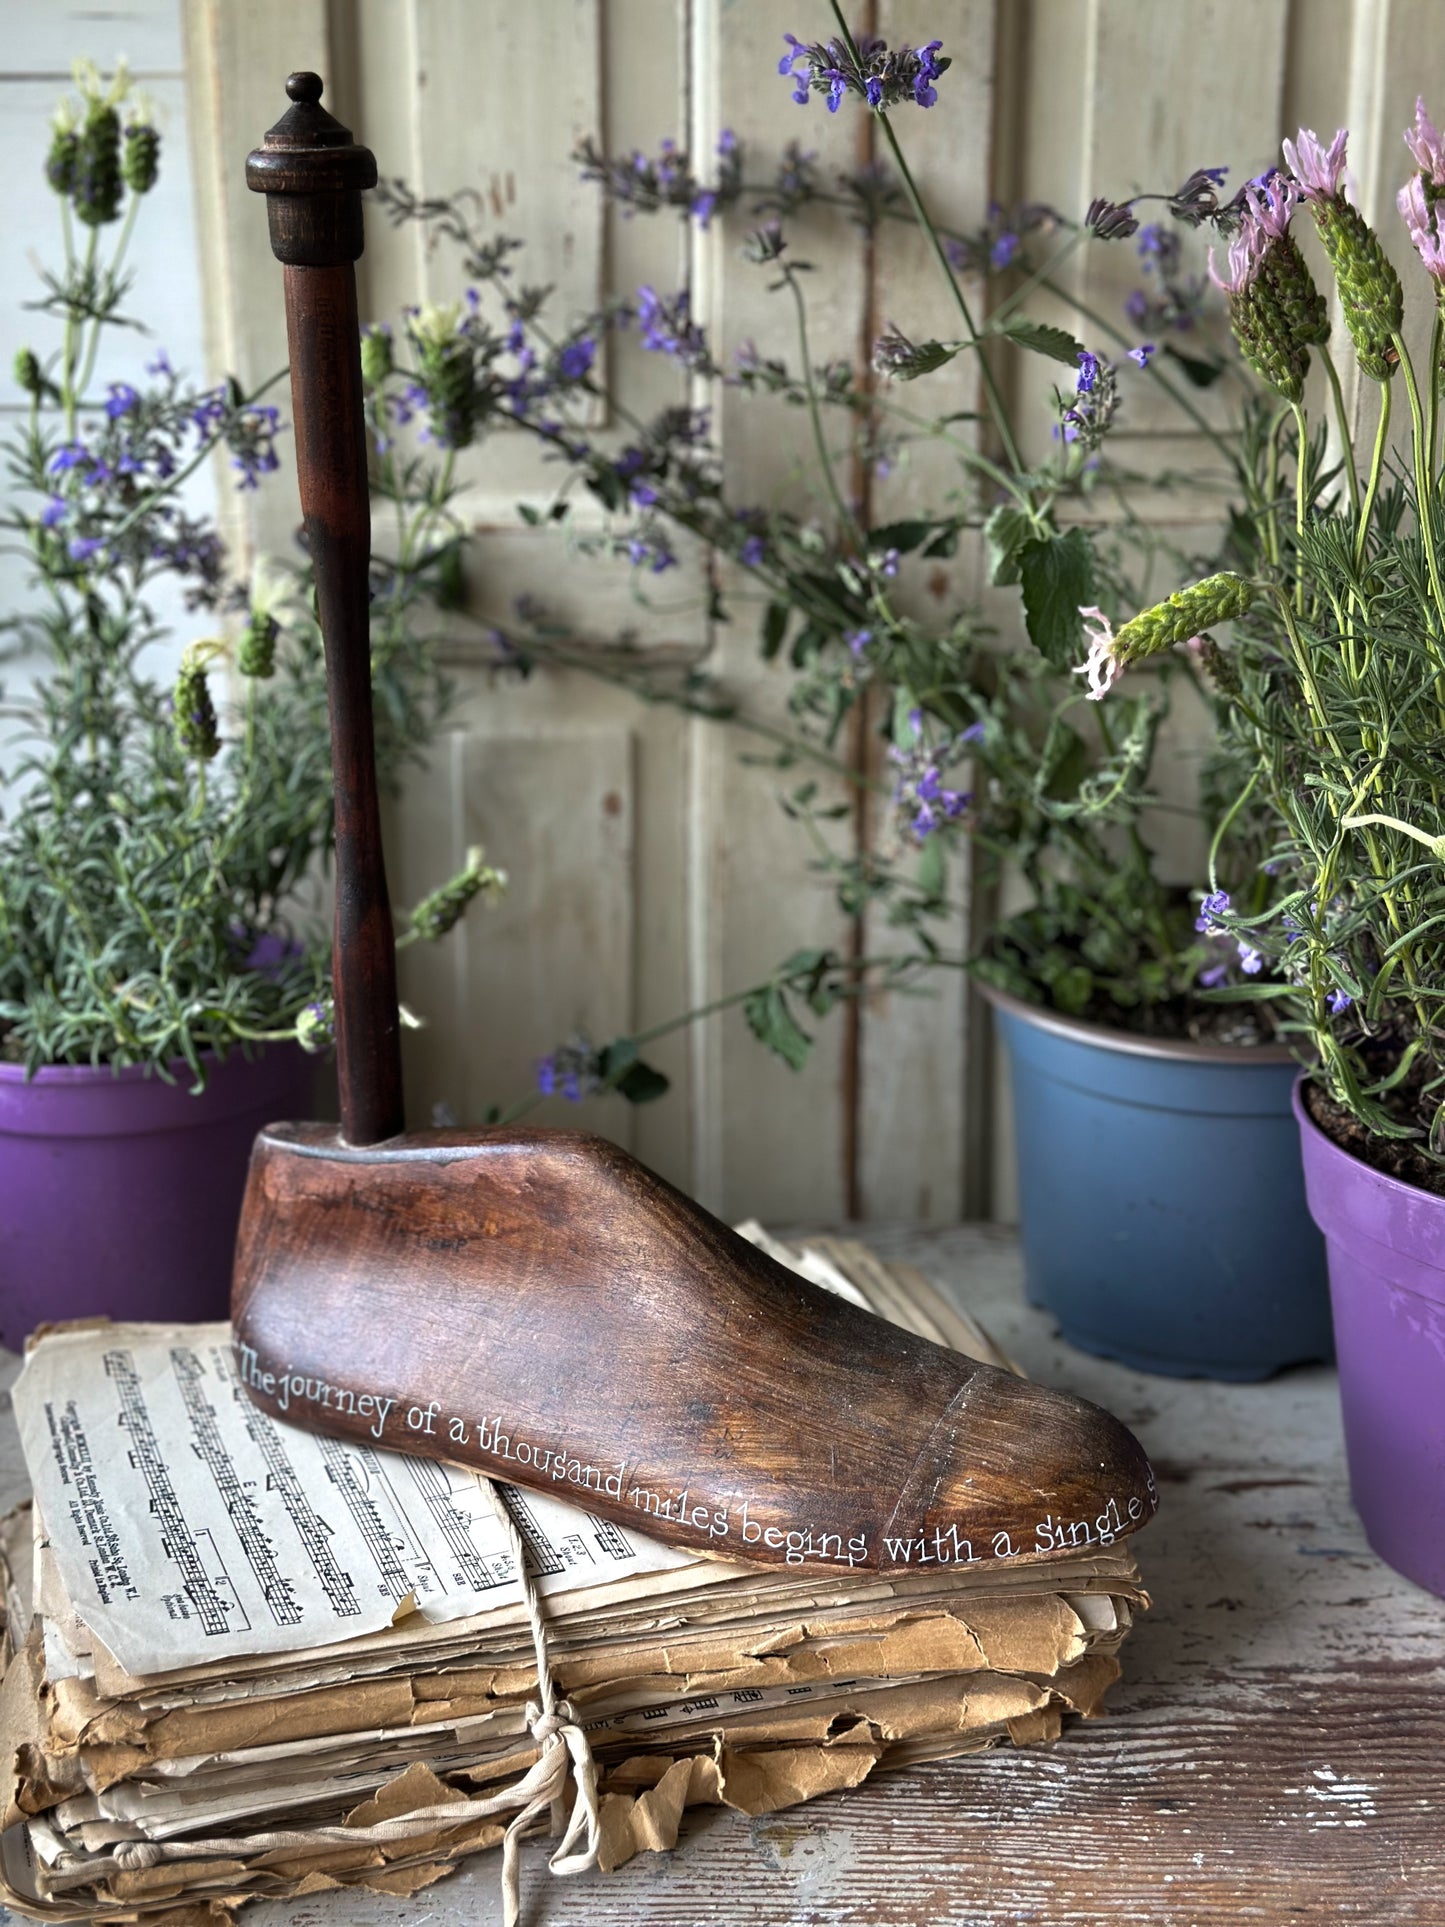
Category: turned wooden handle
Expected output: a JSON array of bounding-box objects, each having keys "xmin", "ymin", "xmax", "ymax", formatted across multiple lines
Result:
[{"xmin": 246, "ymin": 73, "xmax": 403, "ymax": 1146}]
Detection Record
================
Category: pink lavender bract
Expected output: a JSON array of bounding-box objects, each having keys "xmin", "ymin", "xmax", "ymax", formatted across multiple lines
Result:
[
  {"xmin": 1281, "ymin": 126, "xmax": 1348, "ymax": 201},
  {"xmin": 1075, "ymin": 606, "xmax": 1122, "ymax": 701},
  {"xmin": 1206, "ymin": 224, "xmax": 1263, "ymax": 295},
  {"xmin": 1398, "ymin": 174, "xmax": 1445, "ymax": 280},
  {"xmin": 1247, "ymin": 171, "xmax": 1301, "ymax": 239},
  {"xmin": 1405, "ymin": 96, "xmax": 1445, "ymax": 186}
]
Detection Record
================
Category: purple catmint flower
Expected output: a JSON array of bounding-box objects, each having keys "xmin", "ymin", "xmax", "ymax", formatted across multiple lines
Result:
[
  {"xmin": 635, "ymin": 285, "xmax": 710, "ymax": 367},
  {"xmin": 691, "ymin": 190, "xmax": 717, "ymax": 227},
  {"xmin": 557, "ymin": 336, "xmax": 597, "ymax": 381},
  {"xmin": 1405, "ymin": 97, "xmax": 1445, "ymax": 185},
  {"xmin": 1076, "ymin": 606, "xmax": 1122, "ymax": 701},
  {"xmin": 1237, "ymin": 942, "xmax": 1264, "ymax": 975},
  {"xmin": 105, "ymin": 382, "xmax": 140, "ymax": 418},
  {"xmin": 1399, "ymin": 174, "xmax": 1445, "ymax": 280},
  {"xmin": 1128, "ymin": 343, "xmax": 1155, "ymax": 367},
  {"xmin": 846, "ymin": 628, "xmax": 872, "ymax": 656},
  {"xmin": 146, "ymin": 349, "xmax": 173, "ymax": 377},
  {"xmin": 1076, "ymin": 348, "xmax": 1100, "ymax": 393},
  {"xmin": 626, "ymin": 531, "xmax": 678, "ymax": 573},
  {"xmin": 1327, "ymin": 987, "xmax": 1353, "ymax": 1014},
  {"xmin": 67, "ymin": 535, "xmax": 103, "ymax": 561},
  {"xmin": 40, "ymin": 495, "xmax": 67, "ymax": 526},
  {"xmin": 960, "ymin": 719, "xmax": 986, "ymax": 743},
  {"xmin": 739, "ymin": 534, "xmax": 766, "ymax": 566},
  {"xmin": 1281, "ymin": 126, "xmax": 1348, "ymax": 201},
  {"xmin": 877, "ymin": 547, "xmax": 900, "ymax": 578},
  {"xmin": 990, "ymin": 231, "xmax": 1019, "ymax": 269},
  {"xmin": 629, "ymin": 482, "xmax": 658, "ymax": 507},
  {"xmin": 779, "ymin": 32, "xmax": 805, "ymax": 76},
  {"xmin": 1123, "ymin": 288, "xmax": 1150, "ymax": 327},
  {"xmin": 718, "ymin": 128, "xmax": 737, "ymax": 154},
  {"xmin": 49, "ymin": 442, "xmax": 92, "ymax": 473},
  {"xmin": 1086, "ymin": 197, "xmax": 1140, "ymax": 241},
  {"xmin": 1198, "ymin": 961, "xmax": 1229, "ymax": 988},
  {"xmin": 1195, "ymin": 889, "xmax": 1231, "ymax": 934},
  {"xmin": 191, "ymin": 388, "xmax": 228, "ymax": 436}
]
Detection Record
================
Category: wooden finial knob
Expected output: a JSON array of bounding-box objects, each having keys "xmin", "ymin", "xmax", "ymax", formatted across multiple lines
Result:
[{"xmin": 246, "ymin": 70, "xmax": 377, "ymax": 266}]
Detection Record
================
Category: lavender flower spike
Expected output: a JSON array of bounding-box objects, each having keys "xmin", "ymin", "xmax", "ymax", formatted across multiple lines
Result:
[
  {"xmin": 1074, "ymin": 606, "xmax": 1123, "ymax": 701},
  {"xmin": 1281, "ymin": 126, "xmax": 1348, "ymax": 201},
  {"xmin": 1399, "ymin": 175, "xmax": 1445, "ymax": 280},
  {"xmin": 1405, "ymin": 97, "xmax": 1445, "ymax": 186}
]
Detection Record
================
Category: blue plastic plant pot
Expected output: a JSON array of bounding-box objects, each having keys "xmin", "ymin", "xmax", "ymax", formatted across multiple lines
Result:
[{"xmin": 985, "ymin": 985, "xmax": 1333, "ymax": 1380}]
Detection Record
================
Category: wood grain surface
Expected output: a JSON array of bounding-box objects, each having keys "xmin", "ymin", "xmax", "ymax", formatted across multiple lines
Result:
[{"xmin": 232, "ymin": 1128, "xmax": 1155, "ymax": 1577}]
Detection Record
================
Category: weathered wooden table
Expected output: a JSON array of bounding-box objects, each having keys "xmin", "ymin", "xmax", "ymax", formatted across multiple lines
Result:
[{"xmin": 1, "ymin": 1225, "xmax": 1440, "ymax": 1925}]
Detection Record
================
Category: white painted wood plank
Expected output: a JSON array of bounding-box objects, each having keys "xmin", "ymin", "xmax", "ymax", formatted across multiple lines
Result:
[
  {"xmin": 0, "ymin": 0, "xmax": 181, "ymax": 73},
  {"xmin": 854, "ymin": 0, "xmax": 995, "ymax": 1222},
  {"xmin": 687, "ymin": 0, "xmax": 870, "ymax": 1221},
  {"xmin": 181, "ymin": 0, "xmax": 329, "ymax": 564},
  {"xmin": 393, "ymin": 716, "xmax": 636, "ymax": 1143}
]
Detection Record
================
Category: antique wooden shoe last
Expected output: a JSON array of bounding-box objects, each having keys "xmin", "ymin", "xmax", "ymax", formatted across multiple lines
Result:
[{"xmin": 234, "ymin": 75, "xmax": 1157, "ymax": 1578}]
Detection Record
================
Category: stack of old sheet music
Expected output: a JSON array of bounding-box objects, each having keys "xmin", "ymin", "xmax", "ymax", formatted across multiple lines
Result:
[{"xmin": 0, "ymin": 1231, "xmax": 1148, "ymax": 1921}]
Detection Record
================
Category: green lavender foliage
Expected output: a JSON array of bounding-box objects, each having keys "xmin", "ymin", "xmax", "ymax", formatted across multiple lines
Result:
[
  {"xmin": 1216, "ymin": 447, "xmax": 1445, "ymax": 1151},
  {"xmin": 0, "ymin": 65, "xmax": 459, "ymax": 1082},
  {"xmin": 1154, "ymin": 147, "xmax": 1445, "ymax": 1152}
]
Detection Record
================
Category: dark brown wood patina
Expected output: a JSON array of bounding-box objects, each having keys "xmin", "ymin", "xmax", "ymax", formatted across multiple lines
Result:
[
  {"xmin": 245, "ymin": 72, "xmax": 400, "ymax": 1147},
  {"xmin": 238, "ymin": 76, "xmax": 1156, "ymax": 1576}
]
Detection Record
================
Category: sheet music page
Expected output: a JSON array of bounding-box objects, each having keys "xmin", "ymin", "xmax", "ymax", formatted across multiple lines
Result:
[{"xmin": 14, "ymin": 1322, "xmax": 689, "ymax": 1675}]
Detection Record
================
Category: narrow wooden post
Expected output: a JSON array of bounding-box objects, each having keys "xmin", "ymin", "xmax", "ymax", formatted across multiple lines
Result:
[{"xmin": 246, "ymin": 74, "xmax": 403, "ymax": 1145}]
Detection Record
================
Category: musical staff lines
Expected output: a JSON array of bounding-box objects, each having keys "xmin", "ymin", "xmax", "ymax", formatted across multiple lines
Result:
[
  {"xmin": 105, "ymin": 1349, "xmax": 237, "ymax": 1638},
  {"xmin": 317, "ymin": 1438, "xmax": 412, "ymax": 1602},
  {"xmin": 496, "ymin": 1485, "xmax": 566, "ymax": 1577},
  {"xmin": 404, "ymin": 1460, "xmax": 513, "ymax": 1596},
  {"xmin": 169, "ymin": 1349, "xmax": 302, "ymax": 1628}
]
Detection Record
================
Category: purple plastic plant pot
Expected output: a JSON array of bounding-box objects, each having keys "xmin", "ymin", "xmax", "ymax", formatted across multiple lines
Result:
[
  {"xmin": 1294, "ymin": 1078, "xmax": 1445, "ymax": 1598},
  {"xmin": 0, "ymin": 1046, "xmax": 316, "ymax": 1351}
]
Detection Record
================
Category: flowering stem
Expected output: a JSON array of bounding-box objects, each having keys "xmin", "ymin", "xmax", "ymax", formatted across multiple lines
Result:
[
  {"xmin": 1319, "ymin": 346, "xmax": 1359, "ymax": 519},
  {"xmin": 1429, "ymin": 307, "xmax": 1443, "ymax": 479},
  {"xmin": 874, "ymin": 117, "xmax": 1025, "ymax": 474},
  {"xmin": 1390, "ymin": 331, "xmax": 1445, "ymax": 635},
  {"xmin": 490, "ymin": 948, "xmax": 956, "ymax": 1126},
  {"xmin": 1291, "ymin": 402, "xmax": 1309, "ymax": 617},
  {"xmin": 822, "ymin": 0, "xmax": 1024, "ymax": 475},
  {"xmin": 1206, "ymin": 766, "xmax": 1259, "ymax": 896},
  {"xmin": 1355, "ymin": 378, "xmax": 1392, "ymax": 569},
  {"xmin": 782, "ymin": 267, "xmax": 858, "ymax": 539},
  {"xmin": 76, "ymin": 192, "xmax": 143, "ymax": 409}
]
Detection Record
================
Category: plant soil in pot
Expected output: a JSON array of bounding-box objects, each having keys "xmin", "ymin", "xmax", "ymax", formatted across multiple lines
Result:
[
  {"xmin": 0, "ymin": 1046, "xmax": 314, "ymax": 1350},
  {"xmin": 985, "ymin": 983, "xmax": 1331, "ymax": 1380},
  {"xmin": 1294, "ymin": 1079, "xmax": 1445, "ymax": 1598}
]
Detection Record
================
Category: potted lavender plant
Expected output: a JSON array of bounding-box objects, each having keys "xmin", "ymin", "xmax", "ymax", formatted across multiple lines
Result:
[
  {"xmin": 1084, "ymin": 104, "xmax": 1445, "ymax": 1593},
  {"xmin": 0, "ymin": 64, "xmax": 493, "ymax": 1345}
]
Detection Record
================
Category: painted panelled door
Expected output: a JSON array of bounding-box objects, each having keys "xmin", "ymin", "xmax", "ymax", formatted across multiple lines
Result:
[{"xmin": 182, "ymin": 0, "xmax": 1438, "ymax": 1223}]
